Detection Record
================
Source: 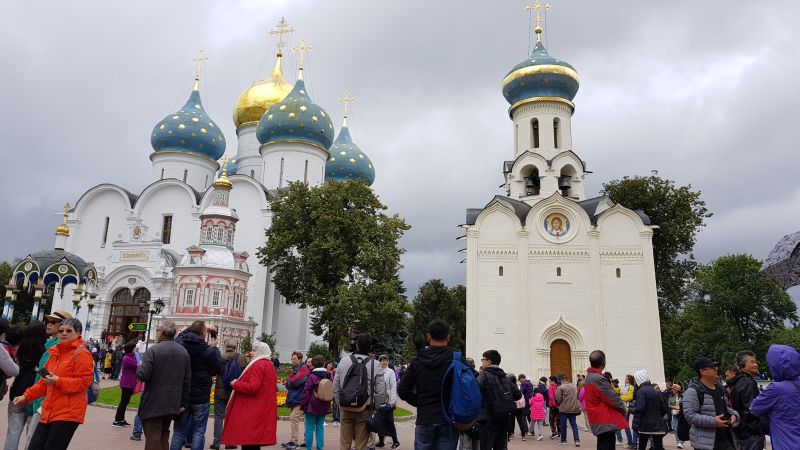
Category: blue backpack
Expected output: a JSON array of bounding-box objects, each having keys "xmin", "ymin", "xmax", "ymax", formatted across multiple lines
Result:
[
  {"xmin": 441, "ymin": 351, "xmax": 482, "ymax": 430},
  {"xmin": 221, "ymin": 353, "xmax": 243, "ymax": 390}
]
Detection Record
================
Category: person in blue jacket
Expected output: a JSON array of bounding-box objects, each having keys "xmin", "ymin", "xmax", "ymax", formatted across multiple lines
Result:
[{"xmin": 750, "ymin": 344, "xmax": 800, "ymax": 450}]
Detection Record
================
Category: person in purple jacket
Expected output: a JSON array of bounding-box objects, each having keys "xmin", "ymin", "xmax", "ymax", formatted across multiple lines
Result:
[
  {"xmin": 300, "ymin": 355, "xmax": 332, "ymax": 450},
  {"xmin": 750, "ymin": 344, "xmax": 800, "ymax": 450},
  {"xmin": 113, "ymin": 341, "xmax": 139, "ymax": 427}
]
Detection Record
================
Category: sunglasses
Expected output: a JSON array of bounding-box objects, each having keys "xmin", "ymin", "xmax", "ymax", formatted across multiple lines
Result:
[{"xmin": 58, "ymin": 329, "xmax": 76, "ymax": 334}]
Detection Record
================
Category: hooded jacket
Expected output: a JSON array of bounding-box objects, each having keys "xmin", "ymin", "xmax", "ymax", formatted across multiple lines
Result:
[
  {"xmin": 631, "ymin": 380, "xmax": 668, "ymax": 433},
  {"xmin": 175, "ymin": 329, "xmax": 224, "ymax": 405},
  {"xmin": 300, "ymin": 368, "xmax": 332, "ymax": 416},
  {"xmin": 750, "ymin": 344, "xmax": 800, "ymax": 450},
  {"xmin": 476, "ymin": 365, "xmax": 522, "ymax": 420},
  {"xmin": 285, "ymin": 362, "xmax": 311, "ymax": 407},
  {"xmin": 23, "ymin": 338, "xmax": 94, "ymax": 424},
  {"xmin": 397, "ymin": 345, "xmax": 456, "ymax": 425}
]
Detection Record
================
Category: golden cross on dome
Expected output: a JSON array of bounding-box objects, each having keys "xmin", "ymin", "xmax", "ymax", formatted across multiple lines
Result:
[
  {"xmin": 292, "ymin": 38, "xmax": 313, "ymax": 79},
  {"xmin": 269, "ymin": 17, "xmax": 295, "ymax": 55},
  {"xmin": 192, "ymin": 49, "xmax": 208, "ymax": 80},
  {"xmin": 61, "ymin": 203, "xmax": 70, "ymax": 224},
  {"xmin": 337, "ymin": 90, "xmax": 356, "ymax": 127},
  {"xmin": 220, "ymin": 155, "xmax": 230, "ymax": 177},
  {"xmin": 525, "ymin": 0, "xmax": 551, "ymax": 42}
]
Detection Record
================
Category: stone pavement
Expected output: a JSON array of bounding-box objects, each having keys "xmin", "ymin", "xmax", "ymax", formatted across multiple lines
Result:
[{"xmin": 0, "ymin": 380, "xmax": 692, "ymax": 449}]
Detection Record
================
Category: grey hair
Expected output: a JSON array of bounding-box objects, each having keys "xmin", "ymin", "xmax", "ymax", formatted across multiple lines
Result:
[
  {"xmin": 736, "ymin": 350, "xmax": 756, "ymax": 369},
  {"xmin": 61, "ymin": 318, "xmax": 83, "ymax": 334},
  {"xmin": 158, "ymin": 321, "xmax": 177, "ymax": 339}
]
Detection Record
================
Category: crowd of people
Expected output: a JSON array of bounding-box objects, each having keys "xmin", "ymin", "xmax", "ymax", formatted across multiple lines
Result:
[{"xmin": 0, "ymin": 314, "xmax": 799, "ymax": 450}]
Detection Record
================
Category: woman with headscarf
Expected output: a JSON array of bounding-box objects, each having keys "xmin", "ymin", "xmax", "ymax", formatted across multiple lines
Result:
[
  {"xmin": 630, "ymin": 370, "xmax": 668, "ymax": 450},
  {"xmin": 220, "ymin": 341, "xmax": 277, "ymax": 450}
]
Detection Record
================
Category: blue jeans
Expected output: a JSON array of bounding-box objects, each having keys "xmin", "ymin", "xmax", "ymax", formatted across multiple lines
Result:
[
  {"xmin": 414, "ymin": 423, "xmax": 459, "ymax": 450},
  {"xmin": 132, "ymin": 415, "xmax": 143, "ymax": 438},
  {"xmin": 559, "ymin": 412, "xmax": 580, "ymax": 444},
  {"xmin": 170, "ymin": 403, "xmax": 211, "ymax": 450},
  {"xmin": 304, "ymin": 413, "xmax": 325, "ymax": 450},
  {"xmin": 625, "ymin": 410, "xmax": 637, "ymax": 445},
  {"xmin": 4, "ymin": 405, "xmax": 34, "ymax": 450}
]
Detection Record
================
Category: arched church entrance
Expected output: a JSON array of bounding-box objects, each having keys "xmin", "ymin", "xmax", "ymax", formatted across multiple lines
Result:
[
  {"xmin": 106, "ymin": 288, "xmax": 150, "ymax": 342},
  {"xmin": 550, "ymin": 339, "xmax": 572, "ymax": 382}
]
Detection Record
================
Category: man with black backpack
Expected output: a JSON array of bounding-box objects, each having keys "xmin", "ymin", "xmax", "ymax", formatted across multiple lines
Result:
[
  {"xmin": 333, "ymin": 333, "xmax": 381, "ymax": 450},
  {"xmin": 477, "ymin": 349, "xmax": 522, "ymax": 450},
  {"xmin": 681, "ymin": 357, "xmax": 740, "ymax": 450},
  {"xmin": 211, "ymin": 340, "xmax": 247, "ymax": 450},
  {"xmin": 398, "ymin": 320, "xmax": 465, "ymax": 450}
]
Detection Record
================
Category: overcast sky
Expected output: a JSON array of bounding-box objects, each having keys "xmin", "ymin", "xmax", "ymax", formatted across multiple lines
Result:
[{"xmin": 2, "ymin": 1, "xmax": 799, "ymax": 300}]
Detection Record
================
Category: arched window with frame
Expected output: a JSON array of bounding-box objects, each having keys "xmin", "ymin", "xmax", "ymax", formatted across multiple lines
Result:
[
  {"xmin": 499, "ymin": 266, "xmax": 504, "ymax": 277},
  {"xmin": 553, "ymin": 118, "xmax": 561, "ymax": 148}
]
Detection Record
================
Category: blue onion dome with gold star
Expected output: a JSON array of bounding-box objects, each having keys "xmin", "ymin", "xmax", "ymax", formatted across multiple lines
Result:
[
  {"xmin": 256, "ymin": 77, "xmax": 334, "ymax": 151},
  {"xmin": 151, "ymin": 77, "xmax": 226, "ymax": 160},
  {"xmin": 326, "ymin": 121, "xmax": 375, "ymax": 186},
  {"xmin": 501, "ymin": 37, "xmax": 580, "ymax": 107}
]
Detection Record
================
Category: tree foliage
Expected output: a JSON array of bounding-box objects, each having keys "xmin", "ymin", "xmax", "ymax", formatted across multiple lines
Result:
[
  {"xmin": 669, "ymin": 254, "xmax": 797, "ymax": 379},
  {"xmin": 603, "ymin": 172, "xmax": 712, "ymax": 315},
  {"xmin": 405, "ymin": 280, "xmax": 467, "ymax": 357},
  {"xmin": 257, "ymin": 332, "xmax": 277, "ymax": 351},
  {"xmin": 307, "ymin": 342, "xmax": 333, "ymax": 361},
  {"xmin": 0, "ymin": 262, "xmax": 11, "ymax": 299},
  {"xmin": 240, "ymin": 334, "xmax": 252, "ymax": 353},
  {"xmin": 258, "ymin": 181, "xmax": 411, "ymax": 356}
]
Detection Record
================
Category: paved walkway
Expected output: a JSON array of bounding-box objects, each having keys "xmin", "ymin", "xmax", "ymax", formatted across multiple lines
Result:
[{"xmin": 0, "ymin": 380, "xmax": 694, "ymax": 449}]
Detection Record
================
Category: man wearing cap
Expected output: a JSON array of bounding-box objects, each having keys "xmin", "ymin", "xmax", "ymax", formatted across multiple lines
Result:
[
  {"xmin": 682, "ymin": 357, "xmax": 739, "ymax": 450},
  {"xmin": 26, "ymin": 309, "xmax": 73, "ymax": 441}
]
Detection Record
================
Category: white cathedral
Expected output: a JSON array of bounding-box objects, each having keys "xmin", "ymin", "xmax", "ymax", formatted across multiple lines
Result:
[
  {"xmin": 18, "ymin": 20, "xmax": 376, "ymax": 357},
  {"xmin": 464, "ymin": 22, "xmax": 665, "ymax": 382}
]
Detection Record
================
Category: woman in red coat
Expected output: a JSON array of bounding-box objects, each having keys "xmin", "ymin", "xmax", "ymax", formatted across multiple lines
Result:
[{"xmin": 221, "ymin": 340, "xmax": 277, "ymax": 450}]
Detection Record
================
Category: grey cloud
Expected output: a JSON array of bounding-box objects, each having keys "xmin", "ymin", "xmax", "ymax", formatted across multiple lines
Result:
[{"xmin": 2, "ymin": 1, "xmax": 799, "ymax": 299}]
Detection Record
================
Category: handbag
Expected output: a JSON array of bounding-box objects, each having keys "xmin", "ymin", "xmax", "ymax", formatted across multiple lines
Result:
[{"xmin": 366, "ymin": 363, "xmax": 389, "ymax": 434}]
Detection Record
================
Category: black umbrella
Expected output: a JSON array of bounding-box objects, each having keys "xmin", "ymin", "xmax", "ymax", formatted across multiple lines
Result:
[{"xmin": 761, "ymin": 230, "xmax": 800, "ymax": 290}]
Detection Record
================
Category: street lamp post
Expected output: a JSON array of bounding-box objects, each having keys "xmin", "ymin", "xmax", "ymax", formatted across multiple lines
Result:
[{"xmin": 139, "ymin": 298, "xmax": 165, "ymax": 352}]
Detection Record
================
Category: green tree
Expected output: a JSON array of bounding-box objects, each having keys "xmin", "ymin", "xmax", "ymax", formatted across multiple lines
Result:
[
  {"xmin": 240, "ymin": 334, "xmax": 252, "ymax": 353},
  {"xmin": 406, "ymin": 280, "xmax": 467, "ymax": 357},
  {"xmin": 602, "ymin": 172, "xmax": 712, "ymax": 315},
  {"xmin": 672, "ymin": 254, "xmax": 797, "ymax": 377},
  {"xmin": 0, "ymin": 262, "xmax": 11, "ymax": 299},
  {"xmin": 258, "ymin": 181, "xmax": 411, "ymax": 357},
  {"xmin": 257, "ymin": 332, "xmax": 277, "ymax": 351},
  {"xmin": 307, "ymin": 342, "xmax": 332, "ymax": 361}
]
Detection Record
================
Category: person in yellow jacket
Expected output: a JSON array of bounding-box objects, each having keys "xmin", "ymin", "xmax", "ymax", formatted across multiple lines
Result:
[
  {"xmin": 620, "ymin": 374, "xmax": 637, "ymax": 448},
  {"xmin": 103, "ymin": 347, "xmax": 113, "ymax": 379}
]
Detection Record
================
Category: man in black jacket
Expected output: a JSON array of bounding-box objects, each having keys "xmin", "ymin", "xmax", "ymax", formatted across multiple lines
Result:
[
  {"xmin": 170, "ymin": 321, "xmax": 224, "ymax": 450},
  {"xmin": 730, "ymin": 350, "xmax": 768, "ymax": 450},
  {"xmin": 398, "ymin": 320, "xmax": 460, "ymax": 450},
  {"xmin": 137, "ymin": 321, "xmax": 191, "ymax": 450},
  {"xmin": 477, "ymin": 349, "xmax": 522, "ymax": 450}
]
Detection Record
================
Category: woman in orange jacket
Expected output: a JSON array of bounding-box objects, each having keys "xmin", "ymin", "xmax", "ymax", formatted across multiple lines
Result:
[{"xmin": 13, "ymin": 318, "xmax": 94, "ymax": 450}]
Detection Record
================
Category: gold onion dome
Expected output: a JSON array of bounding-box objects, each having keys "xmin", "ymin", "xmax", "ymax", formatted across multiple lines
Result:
[{"xmin": 232, "ymin": 54, "xmax": 293, "ymax": 128}]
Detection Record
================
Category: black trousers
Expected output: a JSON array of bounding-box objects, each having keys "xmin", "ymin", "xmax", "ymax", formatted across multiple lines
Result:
[
  {"xmin": 596, "ymin": 430, "xmax": 618, "ymax": 450},
  {"xmin": 638, "ymin": 434, "xmax": 664, "ymax": 450},
  {"xmin": 28, "ymin": 421, "xmax": 80, "ymax": 450},
  {"xmin": 479, "ymin": 415, "xmax": 509, "ymax": 450},
  {"xmin": 378, "ymin": 407, "xmax": 399, "ymax": 444},
  {"xmin": 115, "ymin": 387, "xmax": 134, "ymax": 422},
  {"xmin": 515, "ymin": 408, "xmax": 529, "ymax": 436}
]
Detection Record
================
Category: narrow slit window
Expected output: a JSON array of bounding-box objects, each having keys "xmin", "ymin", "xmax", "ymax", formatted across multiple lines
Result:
[
  {"xmin": 205, "ymin": 174, "xmax": 209, "ymax": 188},
  {"xmin": 101, "ymin": 217, "xmax": 109, "ymax": 246},
  {"xmin": 182, "ymin": 169, "xmax": 188, "ymax": 182},
  {"xmin": 304, "ymin": 160, "xmax": 309, "ymax": 183},
  {"xmin": 553, "ymin": 118, "xmax": 560, "ymax": 148},
  {"xmin": 161, "ymin": 215, "xmax": 173, "ymax": 244},
  {"xmin": 616, "ymin": 268, "xmax": 622, "ymax": 278},
  {"xmin": 160, "ymin": 168, "xmax": 165, "ymax": 180},
  {"xmin": 556, "ymin": 267, "xmax": 562, "ymax": 277},
  {"xmin": 279, "ymin": 157, "xmax": 285, "ymax": 188},
  {"xmin": 499, "ymin": 266, "xmax": 504, "ymax": 277},
  {"xmin": 250, "ymin": 169, "xmax": 255, "ymax": 178},
  {"xmin": 532, "ymin": 119, "xmax": 540, "ymax": 148}
]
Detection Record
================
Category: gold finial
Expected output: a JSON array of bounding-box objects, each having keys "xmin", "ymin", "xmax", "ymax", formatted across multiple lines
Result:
[
  {"xmin": 337, "ymin": 90, "xmax": 356, "ymax": 128},
  {"xmin": 56, "ymin": 203, "xmax": 70, "ymax": 235},
  {"xmin": 192, "ymin": 49, "xmax": 208, "ymax": 91},
  {"xmin": 292, "ymin": 38, "xmax": 313, "ymax": 80},
  {"xmin": 269, "ymin": 17, "xmax": 295, "ymax": 56},
  {"xmin": 213, "ymin": 155, "xmax": 233, "ymax": 189},
  {"xmin": 525, "ymin": 0, "xmax": 551, "ymax": 42}
]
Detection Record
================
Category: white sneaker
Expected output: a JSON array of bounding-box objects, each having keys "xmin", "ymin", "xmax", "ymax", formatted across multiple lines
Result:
[
  {"xmin": 537, "ymin": 436, "xmax": 543, "ymax": 441},
  {"xmin": 677, "ymin": 444, "xmax": 683, "ymax": 449}
]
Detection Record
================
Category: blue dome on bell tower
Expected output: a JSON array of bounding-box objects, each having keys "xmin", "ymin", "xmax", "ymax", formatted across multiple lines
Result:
[{"xmin": 501, "ymin": 39, "xmax": 580, "ymax": 107}]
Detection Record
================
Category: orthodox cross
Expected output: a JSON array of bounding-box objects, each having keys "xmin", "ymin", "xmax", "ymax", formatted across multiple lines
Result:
[
  {"xmin": 292, "ymin": 39, "xmax": 313, "ymax": 79},
  {"xmin": 338, "ymin": 90, "xmax": 356, "ymax": 127},
  {"xmin": 525, "ymin": 0, "xmax": 551, "ymax": 41},
  {"xmin": 61, "ymin": 203, "xmax": 70, "ymax": 224},
  {"xmin": 192, "ymin": 49, "xmax": 208, "ymax": 80},
  {"xmin": 269, "ymin": 17, "xmax": 295, "ymax": 55}
]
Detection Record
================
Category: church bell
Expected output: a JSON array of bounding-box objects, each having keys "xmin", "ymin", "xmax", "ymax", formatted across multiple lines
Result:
[{"xmin": 559, "ymin": 175, "xmax": 572, "ymax": 190}]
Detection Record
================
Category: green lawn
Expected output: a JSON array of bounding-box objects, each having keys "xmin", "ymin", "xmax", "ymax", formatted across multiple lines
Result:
[{"xmin": 97, "ymin": 386, "xmax": 411, "ymax": 418}]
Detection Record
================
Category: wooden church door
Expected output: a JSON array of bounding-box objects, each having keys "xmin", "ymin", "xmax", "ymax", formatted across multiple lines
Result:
[{"xmin": 550, "ymin": 339, "xmax": 573, "ymax": 382}]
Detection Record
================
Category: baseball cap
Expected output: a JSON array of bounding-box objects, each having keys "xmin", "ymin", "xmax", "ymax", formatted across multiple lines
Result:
[
  {"xmin": 692, "ymin": 357, "xmax": 720, "ymax": 373},
  {"xmin": 44, "ymin": 309, "xmax": 73, "ymax": 321}
]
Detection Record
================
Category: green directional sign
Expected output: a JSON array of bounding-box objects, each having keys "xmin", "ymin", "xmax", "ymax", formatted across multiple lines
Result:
[{"xmin": 128, "ymin": 322, "xmax": 147, "ymax": 332}]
